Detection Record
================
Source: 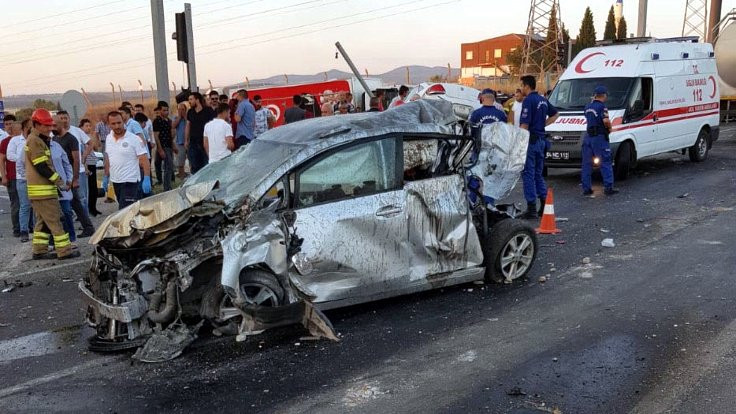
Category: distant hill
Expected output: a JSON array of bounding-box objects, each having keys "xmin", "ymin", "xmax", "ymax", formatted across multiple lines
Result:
[{"xmin": 3, "ymin": 65, "xmax": 460, "ymax": 111}]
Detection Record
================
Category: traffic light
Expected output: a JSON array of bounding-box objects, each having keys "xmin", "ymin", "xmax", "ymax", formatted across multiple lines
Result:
[{"xmin": 173, "ymin": 12, "xmax": 188, "ymax": 63}]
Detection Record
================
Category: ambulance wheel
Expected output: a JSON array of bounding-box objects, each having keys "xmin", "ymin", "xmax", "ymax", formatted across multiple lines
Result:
[
  {"xmin": 484, "ymin": 219, "xmax": 538, "ymax": 284},
  {"xmin": 614, "ymin": 141, "xmax": 632, "ymax": 181},
  {"xmin": 688, "ymin": 128, "xmax": 709, "ymax": 162}
]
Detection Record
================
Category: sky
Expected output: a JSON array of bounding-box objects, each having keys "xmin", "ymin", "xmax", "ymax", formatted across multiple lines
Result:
[{"xmin": 2, "ymin": 0, "xmax": 731, "ymax": 96}]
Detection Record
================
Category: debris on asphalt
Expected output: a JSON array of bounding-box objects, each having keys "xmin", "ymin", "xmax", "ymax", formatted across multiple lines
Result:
[
  {"xmin": 506, "ymin": 387, "xmax": 527, "ymax": 396},
  {"xmin": 580, "ymin": 271, "xmax": 594, "ymax": 279},
  {"xmin": 582, "ymin": 257, "xmax": 591, "ymax": 264},
  {"xmin": 0, "ymin": 323, "xmax": 10, "ymax": 328},
  {"xmin": 552, "ymin": 357, "xmax": 558, "ymax": 362},
  {"xmin": 2, "ymin": 280, "xmax": 33, "ymax": 293},
  {"xmin": 636, "ymin": 218, "xmax": 645, "ymax": 223},
  {"xmin": 555, "ymin": 240, "xmax": 566, "ymax": 245},
  {"xmin": 601, "ymin": 238, "xmax": 616, "ymax": 248},
  {"xmin": 600, "ymin": 228, "xmax": 610, "ymax": 233},
  {"xmin": 555, "ymin": 217, "xmax": 569, "ymax": 222},
  {"xmin": 677, "ymin": 193, "xmax": 690, "ymax": 199},
  {"xmin": 473, "ymin": 280, "xmax": 485, "ymax": 286},
  {"xmin": 549, "ymin": 268, "xmax": 557, "ymax": 272},
  {"xmin": 538, "ymin": 275, "xmax": 547, "ymax": 283}
]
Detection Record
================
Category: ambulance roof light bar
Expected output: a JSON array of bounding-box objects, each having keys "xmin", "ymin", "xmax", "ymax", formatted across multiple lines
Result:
[{"xmin": 596, "ymin": 36, "xmax": 700, "ymax": 47}]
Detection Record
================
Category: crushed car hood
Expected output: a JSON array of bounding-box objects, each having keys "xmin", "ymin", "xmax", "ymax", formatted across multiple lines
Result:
[{"xmin": 90, "ymin": 180, "xmax": 221, "ymax": 245}]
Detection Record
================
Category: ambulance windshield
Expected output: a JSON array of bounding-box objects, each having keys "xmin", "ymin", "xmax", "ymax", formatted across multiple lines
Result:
[{"xmin": 549, "ymin": 77, "xmax": 636, "ymax": 111}]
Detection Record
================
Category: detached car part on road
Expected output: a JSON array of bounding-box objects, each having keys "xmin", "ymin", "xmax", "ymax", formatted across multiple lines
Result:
[{"xmin": 80, "ymin": 100, "xmax": 537, "ymax": 362}]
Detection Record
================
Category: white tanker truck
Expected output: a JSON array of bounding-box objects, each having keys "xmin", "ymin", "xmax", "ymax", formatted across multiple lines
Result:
[{"xmin": 715, "ymin": 10, "xmax": 736, "ymax": 121}]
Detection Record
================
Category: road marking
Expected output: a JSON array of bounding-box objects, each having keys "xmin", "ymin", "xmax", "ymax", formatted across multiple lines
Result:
[
  {"xmin": 0, "ymin": 258, "xmax": 92, "ymax": 282},
  {"xmin": 0, "ymin": 358, "xmax": 110, "ymax": 399}
]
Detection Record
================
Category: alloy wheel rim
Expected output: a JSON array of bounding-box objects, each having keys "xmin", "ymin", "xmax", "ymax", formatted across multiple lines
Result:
[
  {"xmin": 218, "ymin": 283, "xmax": 279, "ymax": 322},
  {"xmin": 499, "ymin": 234, "xmax": 534, "ymax": 280}
]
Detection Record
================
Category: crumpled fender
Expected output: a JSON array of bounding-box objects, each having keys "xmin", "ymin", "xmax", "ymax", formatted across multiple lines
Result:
[{"xmin": 220, "ymin": 203, "xmax": 288, "ymax": 292}]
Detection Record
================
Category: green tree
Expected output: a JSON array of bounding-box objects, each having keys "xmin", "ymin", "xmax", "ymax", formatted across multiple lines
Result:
[
  {"xmin": 603, "ymin": 6, "xmax": 617, "ymax": 41},
  {"xmin": 14, "ymin": 107, "xmax": 34, "ymax": 121},
  {"xmin": 574, "ymin": 7, "xmax": 597, "ymax": 56},
  {"xmin": 561, "ymin": 24, "xmax": 571, "ymax": 67},
  {"xmin": 32, "ymin": 99, "xmax": 59, "ymax": 111},
  {"xmin": 543, "ymin": 3, "xmax": 561, "ymax": 69},
  {"xmin": 506, "ymin": 47, "xmax": 524, "ymax": 74},
  {"xmin": 617, "ymin": 16, "xmax": 628, "ymax": 40}
]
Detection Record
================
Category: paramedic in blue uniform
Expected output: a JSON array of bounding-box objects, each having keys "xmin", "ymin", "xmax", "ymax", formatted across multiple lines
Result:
[
  {"xmin": 519, "ymin": 75, "xmax": 558, "ymax": 219},
  {"xmin": 582, "ymin": 86, "xmax": 619, "ymax": 196},
  {"xmin": 468, "ymin": 89, "xmax": 507, "ymax": 207},
  {"xmin": 470, "ymin": 88, "xmax": 508, "ymax": 127}
]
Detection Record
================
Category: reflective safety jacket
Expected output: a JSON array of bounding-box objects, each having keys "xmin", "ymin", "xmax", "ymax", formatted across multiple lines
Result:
[{"xmin": 24, "ymin": 129, "xmax": 61, "ymax": 200}]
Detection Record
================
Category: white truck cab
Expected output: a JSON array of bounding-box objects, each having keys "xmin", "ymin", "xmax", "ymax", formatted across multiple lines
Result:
[{"xmin": 546, "ymin": 37, "xmax": 720, "ymax": 179}]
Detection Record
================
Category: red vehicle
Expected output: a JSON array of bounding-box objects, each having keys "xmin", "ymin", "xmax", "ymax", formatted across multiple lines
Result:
[{"xmin": 228, "ymin": 80, "xmax": 351, "ymax": 127}]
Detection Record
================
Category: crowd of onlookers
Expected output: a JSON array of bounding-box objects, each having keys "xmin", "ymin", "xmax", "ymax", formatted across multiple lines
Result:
[{"xmin": 0, "ymin": 83, "xmax": 529, "ymax": 250}]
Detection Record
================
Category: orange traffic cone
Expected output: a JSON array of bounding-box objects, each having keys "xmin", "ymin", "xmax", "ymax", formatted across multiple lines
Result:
[{"xmin": 536, "ymin": 189, "xmax": 561, "ymax": 234}]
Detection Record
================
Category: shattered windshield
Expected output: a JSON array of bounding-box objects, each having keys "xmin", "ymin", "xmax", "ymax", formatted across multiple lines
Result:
[
  {"xmin": 185, "ymin": 139, "xmax": 305, "ymax": 209},
  {"xmin": 549, "ymin": 77, "xmax": 635, "ymax": 111}
]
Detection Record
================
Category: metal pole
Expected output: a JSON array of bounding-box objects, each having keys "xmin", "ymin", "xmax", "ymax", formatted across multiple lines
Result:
[
  {"xmin": 708, "ymin": 0, "xmax": 723, "ymax": 43},
  {"xmin": 637, "ymin": 0, "xmax": 648, "ymax": 37},
  {"xmin": 335, "ymin": 41, "xmax": 374, "ymax": 98},
  {"xmin": 184, "ymin": 3, "xmax": 197, "ymax": 91},
  {"xmin": 567, "ymin": 40, "xmax": 574, "ymax": 65},
  {"xmin": 150, "ymin": 0, "xmax": 170, "ymax": 103},
  {"xmin": 110, "ymin": 82, "xmax": 116, "ymax": 107}
]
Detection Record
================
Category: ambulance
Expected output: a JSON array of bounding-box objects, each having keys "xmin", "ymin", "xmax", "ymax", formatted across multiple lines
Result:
[{"xmin": 546, "ymin": 37, "xmax": 720, "ymax": 179}]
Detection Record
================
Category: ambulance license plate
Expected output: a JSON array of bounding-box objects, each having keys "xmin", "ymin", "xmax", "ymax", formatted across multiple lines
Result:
[{"xmin": 546, "ymin": 151, "xmax": 570, "ymax": 160}]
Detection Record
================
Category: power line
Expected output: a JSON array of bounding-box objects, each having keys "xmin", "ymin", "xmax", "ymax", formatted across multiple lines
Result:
[
  {"xmin": 3, "ymin": 0, "xmax": 332, "ymax": 65},
  {"xmin": 3, "ymin": 0, "xmax": 269, "ymax": 61},
  {"xmin": 6, "ymin": 0, "xmax": 459, "ymax": 91},
  {"xmin": 5, "ymin": 0, "xmax": 127, "ymax": 29},
  {"xmin": 196, "ymin": 0, "xmax": 426, "ymax": 52}
]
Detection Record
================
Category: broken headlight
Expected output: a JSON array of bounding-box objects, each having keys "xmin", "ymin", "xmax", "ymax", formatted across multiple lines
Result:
[{"xmin": 291, "ymin": 252, "xmax": 313, "ymax": 276}]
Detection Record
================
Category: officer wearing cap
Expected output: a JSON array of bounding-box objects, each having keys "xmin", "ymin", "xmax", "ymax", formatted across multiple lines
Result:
[
  {"xmin": 582, "ymin": 86, "xmax": 618, "ymax": 196},
  {"xmin": 470, "ymin": 89, "xmax": 508, "ymax": 128},
  {"xmin": 519, "ymin": 75, "xmax": 559, "ymax": 219}
]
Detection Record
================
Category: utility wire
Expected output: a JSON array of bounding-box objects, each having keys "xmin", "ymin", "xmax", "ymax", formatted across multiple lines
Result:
[
  {"xmin": 5, "ymin": 0, "xmax": 127, "ymax": 29},
  {"xmin": 3, "ymin": 0, "xmax": 278, "ymax": 61},
  {"xmin": 6, "ymin": 0, "xmax": 459, "ymax": 91}
]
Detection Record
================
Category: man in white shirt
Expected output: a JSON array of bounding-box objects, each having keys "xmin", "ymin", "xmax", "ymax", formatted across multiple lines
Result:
[
  {"xmin": 509, "ymin": 89, "xmax": 524, "ymax": 128},
  {"xmin": 253, "ymin": 95, "xmax": 275, "ymax": 138},
  {"xmin": 203, "ymin": 103, "xmax": 235, "ymax": 163},
  {"xmin": 102, "ymin": 111, "xmax": 151, "ymax": 210},
  {"xmin": 58, "ymin": 110, "xmax": 93, "ymax": 216},
  {"xmin": 389, "ymin": 85, "xmax": 410, "ymax": 109}
]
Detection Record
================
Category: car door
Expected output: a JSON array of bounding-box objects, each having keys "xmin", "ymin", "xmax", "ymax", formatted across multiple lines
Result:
[
  {"xmin": 402, "ymin": 136, "xmax": 484, "ymax": 281},
  {"xmin": 290, "ymin": 136, "xmax": 409, "ymax": 304}
]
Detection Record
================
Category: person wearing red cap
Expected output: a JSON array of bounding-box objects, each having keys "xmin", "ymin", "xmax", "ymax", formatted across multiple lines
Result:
[{"xmin": 24, "ymin": 109, "xmax": 79, "ymax": 260}]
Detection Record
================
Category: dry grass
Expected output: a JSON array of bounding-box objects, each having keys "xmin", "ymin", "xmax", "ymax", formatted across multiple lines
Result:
[{"xmin": 84, "ymin": 97, "xmax": 173, "ymax": 121}]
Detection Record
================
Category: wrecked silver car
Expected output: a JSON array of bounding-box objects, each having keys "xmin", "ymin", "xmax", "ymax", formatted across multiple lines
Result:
[{"xmin": 80, "ymin": 100, "xmax": 537, "ymax": 361}]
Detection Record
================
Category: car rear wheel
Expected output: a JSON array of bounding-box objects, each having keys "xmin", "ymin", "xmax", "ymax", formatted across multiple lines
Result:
[
  {"xmin": 614, "ymin": 141, "xmax": 633, "ymax": 181},
  {"xmin": 483, "ymin": 219, "xmax": 538, "ymax": 284},
  {"xmin": 688, "ymin": 128, "xmax": 709, "ymax": 162}
]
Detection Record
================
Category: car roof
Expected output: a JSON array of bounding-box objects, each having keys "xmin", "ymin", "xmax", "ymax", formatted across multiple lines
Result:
[{"xmin": 186, "ymin": 100, "xmax": 458, "ymax": 213}]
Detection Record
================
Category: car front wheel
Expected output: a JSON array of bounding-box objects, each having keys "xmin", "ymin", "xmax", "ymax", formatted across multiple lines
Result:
[
  {"xmin": 483, "ymin": 219, "xmax": 538, "ymax": 284},
  {"xmin": 210, "ymin": 269, "xmax": 285, "ymax": 335}
]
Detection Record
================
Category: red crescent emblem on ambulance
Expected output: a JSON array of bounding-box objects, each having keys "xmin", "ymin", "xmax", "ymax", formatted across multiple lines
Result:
[
  {"xmin": 708, "ymin": 76, "xmax": 717, "ymax": 99},
  {"xmin": 574, "ymin": 52, "xmax": 605, "ymax": 74}
]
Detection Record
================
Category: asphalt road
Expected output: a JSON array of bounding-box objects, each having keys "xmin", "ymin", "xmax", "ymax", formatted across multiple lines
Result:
[{"xmin": 0, "ymin": 126, "xmax": 735, "ymax": 413}]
